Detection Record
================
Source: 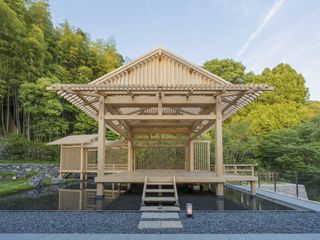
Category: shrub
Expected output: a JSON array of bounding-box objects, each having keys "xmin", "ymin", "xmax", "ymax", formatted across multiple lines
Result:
[{"xmin": 0, "ymin": 134, "xmax": 59, "ymax": 162}]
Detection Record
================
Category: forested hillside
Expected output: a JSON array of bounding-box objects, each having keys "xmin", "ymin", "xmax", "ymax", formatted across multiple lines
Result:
[
  {"xmin": 0, "ymin": 0, "xmax": 319, "ymax": 171},
  {"xmin": 203, "ymin": 59, "xmax": 320, "ymax": 171},
  {"xmin": 0, "ymin": 0, "xmax": 122, "ymax": 142}
]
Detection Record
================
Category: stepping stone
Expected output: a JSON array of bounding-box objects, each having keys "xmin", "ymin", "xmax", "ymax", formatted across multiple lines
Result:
[
  {"xmin": 141, "ymin": 212, "xmax": 179, "ymax": 219},
  {"xmin": 160, "ymin": 220, "xmax": 183, "ymax": 228},
  {"xmin": 138, "ymin": 221, "xmax": 161, "ymax": 229},
  {"xmin": 140, "ymin": 206, "xmax": 181, "ymax": 212},
  {"xmin": 138, "ymin": 220, "xmax": 183, "ymax": 229}
]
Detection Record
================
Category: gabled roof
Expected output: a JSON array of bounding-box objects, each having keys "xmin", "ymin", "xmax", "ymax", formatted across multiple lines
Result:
[
  {"xmin": 89, "ymin": 48, "xmax": 230, "ymax": 86},
  {"xmin": 47, "ymin": 48, "xmax": 273, "ymax": 138},
  {"xmin": 47, "ymin": 134, "xmax": 98, "ymax": 145}
]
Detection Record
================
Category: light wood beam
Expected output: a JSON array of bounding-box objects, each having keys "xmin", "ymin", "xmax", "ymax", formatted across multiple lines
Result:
[
  {"xmin": 222, "ymin": 90, "xmax": 253, "ymax": 114},
  {"xmin": 132, "ymin": 128, "xmax": 190, "ymax": 134},
  {"xmin": 191, "ymin": 120, "xmax": 215, "ymax": 139},
  {"xmin": 100, "ymin": 96, "xmax": 216, "ymax": 107},
  {"xmin": 105, "ymin": 114, "xmax": 216, "ymax": 120}
]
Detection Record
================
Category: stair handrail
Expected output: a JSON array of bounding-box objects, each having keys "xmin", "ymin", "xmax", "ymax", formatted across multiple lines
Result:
[
  {"xmin": 141, "ymin": 176, "xmax": 148, "ymax": 204},
  {"xmin": 173, "ymin": 176, "xmax": 178, "ymax": 202}
]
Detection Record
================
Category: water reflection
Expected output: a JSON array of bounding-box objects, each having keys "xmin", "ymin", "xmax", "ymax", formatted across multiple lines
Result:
[
  {"xmin": 0, "ymin": 182, "xmax": 294, "ymax": 211},
  {"xmin": 59, "ymin": 183, "xmax": 126, "ymax": 210}
]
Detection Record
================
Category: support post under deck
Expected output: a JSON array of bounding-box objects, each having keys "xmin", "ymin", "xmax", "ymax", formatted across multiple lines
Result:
[
  {"xmin": 250, "ymin": 181, "xmax": 256, "ymax": 196},
  {"xmin": 96, "ymin": 96, "xmax": 105, "ymax": 198},
  {"xmin": 215, "ymin": 96, "xmax": 224, "ymax": 197}
]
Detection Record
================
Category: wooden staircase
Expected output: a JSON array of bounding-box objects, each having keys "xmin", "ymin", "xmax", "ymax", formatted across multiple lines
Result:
[{"xmin": 141, "ymin": 176, "xmax": 179, "ymax": 206}]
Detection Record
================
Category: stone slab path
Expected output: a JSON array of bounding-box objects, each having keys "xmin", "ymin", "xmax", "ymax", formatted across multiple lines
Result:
[{"xmin": 138, "ymin": 206, "xmax": 183, "ymax": 229}]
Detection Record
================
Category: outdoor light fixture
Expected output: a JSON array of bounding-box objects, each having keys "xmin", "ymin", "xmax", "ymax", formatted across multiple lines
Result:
[{"xmin": 186, "ymin": 203, "xmax": 193, "ymax": 218}]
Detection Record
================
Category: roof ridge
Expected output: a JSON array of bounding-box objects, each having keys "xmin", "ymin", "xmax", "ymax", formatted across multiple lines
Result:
[{"xmin": 89, "ymin": 48, "xmax": 230, "ymax": 85}]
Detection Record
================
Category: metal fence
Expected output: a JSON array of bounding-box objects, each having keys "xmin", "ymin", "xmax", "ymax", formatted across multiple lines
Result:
[{"xmin": 257, "ymin": 171, "xmax": 320, "ymax": 202}]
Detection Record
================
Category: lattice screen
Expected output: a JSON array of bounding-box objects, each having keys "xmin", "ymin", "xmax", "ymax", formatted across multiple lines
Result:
[
  {"xmin": 135, "ymin": 146, "xmax": 185, "ymax": 169},
  {"xmin": 193, "ymin": 141, "xmax": 210, "ymax": 171},
  {"xmin": 86, "ymin": 148, "xmax": 127, "ymax": 164}
]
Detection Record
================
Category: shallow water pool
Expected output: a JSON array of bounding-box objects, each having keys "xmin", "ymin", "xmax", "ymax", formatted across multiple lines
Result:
[{"xmin": 0, "ymin": 181, "xmax": 296, "ymax": 211}]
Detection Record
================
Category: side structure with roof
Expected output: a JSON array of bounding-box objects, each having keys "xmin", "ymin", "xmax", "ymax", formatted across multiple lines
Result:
[{"xmin": 47, "ymin": 48, "xmax": 273, "ymax": 203}]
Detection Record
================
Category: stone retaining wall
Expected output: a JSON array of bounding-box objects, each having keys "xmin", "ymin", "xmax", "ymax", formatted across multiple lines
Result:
[{"xmin": 0, "ymin": 163, "xmax": 60, "ymax": 179}]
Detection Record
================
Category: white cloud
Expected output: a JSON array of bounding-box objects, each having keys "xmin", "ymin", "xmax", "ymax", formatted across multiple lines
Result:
[
  {"xmin": 241, "ymin": 9, "xmax": 320, "ymax": 101},
  {"xmin": 236, "ymin": 0, "xmax": 285, "ymax": 59},
  {"xmin": 312, "ymin": 60, "xmax": 320, "ymax": 66}
]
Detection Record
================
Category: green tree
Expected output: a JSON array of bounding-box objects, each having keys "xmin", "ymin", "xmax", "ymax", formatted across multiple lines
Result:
[
  {"xmin": 232, "ymin": 102, "xmax": 311, "ymax": 134},
  {"xmin": 233, "ymin": 64, "xmax": 310, "ymax": 135},
  {"xmin": 203, "ymin": 59, "xmax": 246, "ymax": 83},
  {"xmin": 19, "ymin": 77, "xmax": 68, "ymax": 141},
  {"xmin": 259, "ymin": 116, "xmax": 320, "ymax": 171},
  {"xmin": 73, "ymin": 112, "xmax": 97, "ymax": 134},
  {"xmin": 245, "ymin": 64, "xmax": 309, "ymax": 104}
]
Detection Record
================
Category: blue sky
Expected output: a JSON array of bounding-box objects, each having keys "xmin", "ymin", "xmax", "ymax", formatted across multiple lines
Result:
[{"xmin": 48, "ymin": 0, "xmax": 320, "ymax": 100}]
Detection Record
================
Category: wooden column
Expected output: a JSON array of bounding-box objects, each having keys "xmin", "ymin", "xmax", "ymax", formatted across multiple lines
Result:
[
  {"xmin": 250, "ymin": 181, "xmax": 256, "ymax": 196},
  {"xmin": 128, "ymin": 138, "xmax": 133, "ymax": 172},
  {"xmin": 59, "ymin": 146, "xmax": 63, "ymax": 178},
  {"xmin": 189, "ymin": 140, "xmax": 194, "ymax": 171},
  {"xmin": 96, "ymin": 96, "xmax": 105, "ymax": 197},
  {"xmin": 80, "ymin": 144, "xmax": 84, "ymax": 181},
  {"xmin": 207, "ymin": 141, "xmax": 211, "ymax": 171},
  {"xmin": 215, "ymin": 96, "xmax": 224, "ymax": 197},
  {"xmin": 133, "ymin": 147, "xmax": 136, "ymax": 170},
  {"xmin": 185, "ymin": 144, "xmax": 189, "ymax": 170}
]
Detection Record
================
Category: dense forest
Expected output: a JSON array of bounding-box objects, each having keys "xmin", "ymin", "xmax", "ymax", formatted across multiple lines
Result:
[{"xmin": 0, "ymin": 0, "xmax": 319, "ymax": 171}]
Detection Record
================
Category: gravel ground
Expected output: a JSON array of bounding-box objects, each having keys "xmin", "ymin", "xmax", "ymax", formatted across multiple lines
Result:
[{"xmin": 0, "ymin": 211, "xmax": 320, "ymax": 234}]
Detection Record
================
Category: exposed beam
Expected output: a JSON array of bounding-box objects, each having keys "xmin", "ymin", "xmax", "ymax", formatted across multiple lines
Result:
[
  {"xmin": 104, "ymin": 114, "xmax": 216, "ymax": 120},
  {"xmin": 190, "ymin": 106, "xmax": 214, "ymax": 132},
  {"xmin": 66, "ymin": 90, "xmax": 99, "ymax": 114},
  {"xmin": 222, "ymin": 90, "xmax": 254, "ymax": 113},
  {"xmin": 129, "ymin": 121, "xmax": 191, "ymax": 127},
  {"xmin": 105, "ymin": 105, "xmax": 130, "ymax": 132},
  {"xmin": 132, "ymin": 128, "xmax": 190, "ymax": 134},
  {"xmin": 191, "ymin": 120, "xmax": 215, "ymax": 139},
  {"xmin": 101, "ymin": 96, "xmax": 216, "ymax": 107},
  {"xmin": 134, "ymin": 144, "xmax": 185, "ymax": 147}
]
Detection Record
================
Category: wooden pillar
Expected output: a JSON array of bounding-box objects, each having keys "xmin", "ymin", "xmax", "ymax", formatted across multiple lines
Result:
[
  {"xmin": 59, "ymin": 145, "xmax": 63, "ymax": 178},
  {"xmin": 185, "ymin": 144, "xmax": 189, "ymax": 170},
  {"xmin": 250, "ymin": 181, "xmax": 256, "ymax": 196},
  {"xmin": 215, "ymin": 96, "xmax": 224, "ymax": 197},
  {"xmin": 80, "ymin": 144, "xmax": 84, "ymax": 181},
  {"xmin": 96, "ymin": 96, "xmax": 105, "ymax": 197},
  {"xmin": 133, "ymin": 147, "xmax": 136, "ymax": 170},
  {"xmin": 127, "ymin": 137, "xmax": 133, "ymax": 190},
  {"xmin": 189, "ymin": 140, "xmax": 194, "ymax": 171},
  {"xmin": 207, "ymin": 141, "xmax": 211, "ymax": 171},
  {"xmin": 128, "ymin": 138, "xmax": 133, "ymax": 172}
]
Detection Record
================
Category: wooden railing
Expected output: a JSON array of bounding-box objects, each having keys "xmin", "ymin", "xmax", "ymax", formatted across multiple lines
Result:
[
  {"xmin": 210, "ymin": 164, "xmax": 255, "ymax": 176},
  {"xmin": 86, "ymin": 164, "xmax": 128, "ymax": 173}
]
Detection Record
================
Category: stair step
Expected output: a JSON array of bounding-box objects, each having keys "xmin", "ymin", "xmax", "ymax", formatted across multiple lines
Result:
[
  {"xmin": 144, "ymin": 197, "xmax": 177, "ymax": 202},
  {"xmin": 140, "ymin": 206, "xmax": 181, "ymax": 212},
  {"xmin": 145, "ymin": 189, "xmax": 174, "ymax": 193},
  {"xmin": 147, "ymin": 182, "xmax": 173, "ymax": 185}
]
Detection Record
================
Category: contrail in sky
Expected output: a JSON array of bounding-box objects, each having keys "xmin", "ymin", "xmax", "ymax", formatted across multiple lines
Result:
[
  {"xmin": 236, "ymin": 0, "xmax": 285, "ymax": 59},
  {"xmin": 144, "ymin": 0, "xmax": 162, "ymax": 43}
]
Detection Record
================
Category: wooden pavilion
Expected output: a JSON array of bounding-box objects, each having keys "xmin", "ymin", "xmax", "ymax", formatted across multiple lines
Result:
[{"xmin": 48, "ymin": 48, "xmax": 272, "ymax": 204}]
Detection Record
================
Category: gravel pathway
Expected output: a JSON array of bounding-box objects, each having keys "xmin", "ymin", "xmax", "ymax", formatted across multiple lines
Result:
[{"xmin": 0, "ymin": 211, "xmax": 320, "ymax": 234}]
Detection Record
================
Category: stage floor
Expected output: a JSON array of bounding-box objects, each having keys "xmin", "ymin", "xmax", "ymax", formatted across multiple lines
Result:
[{"xmin": 95, "ymin": 169, "xmax": 257, "ymax": 183}]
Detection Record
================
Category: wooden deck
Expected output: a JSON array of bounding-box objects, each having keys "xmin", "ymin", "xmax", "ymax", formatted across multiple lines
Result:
[{"xmin": 95, "ymin": 170, "xmax": 257, "ymax": 183}]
